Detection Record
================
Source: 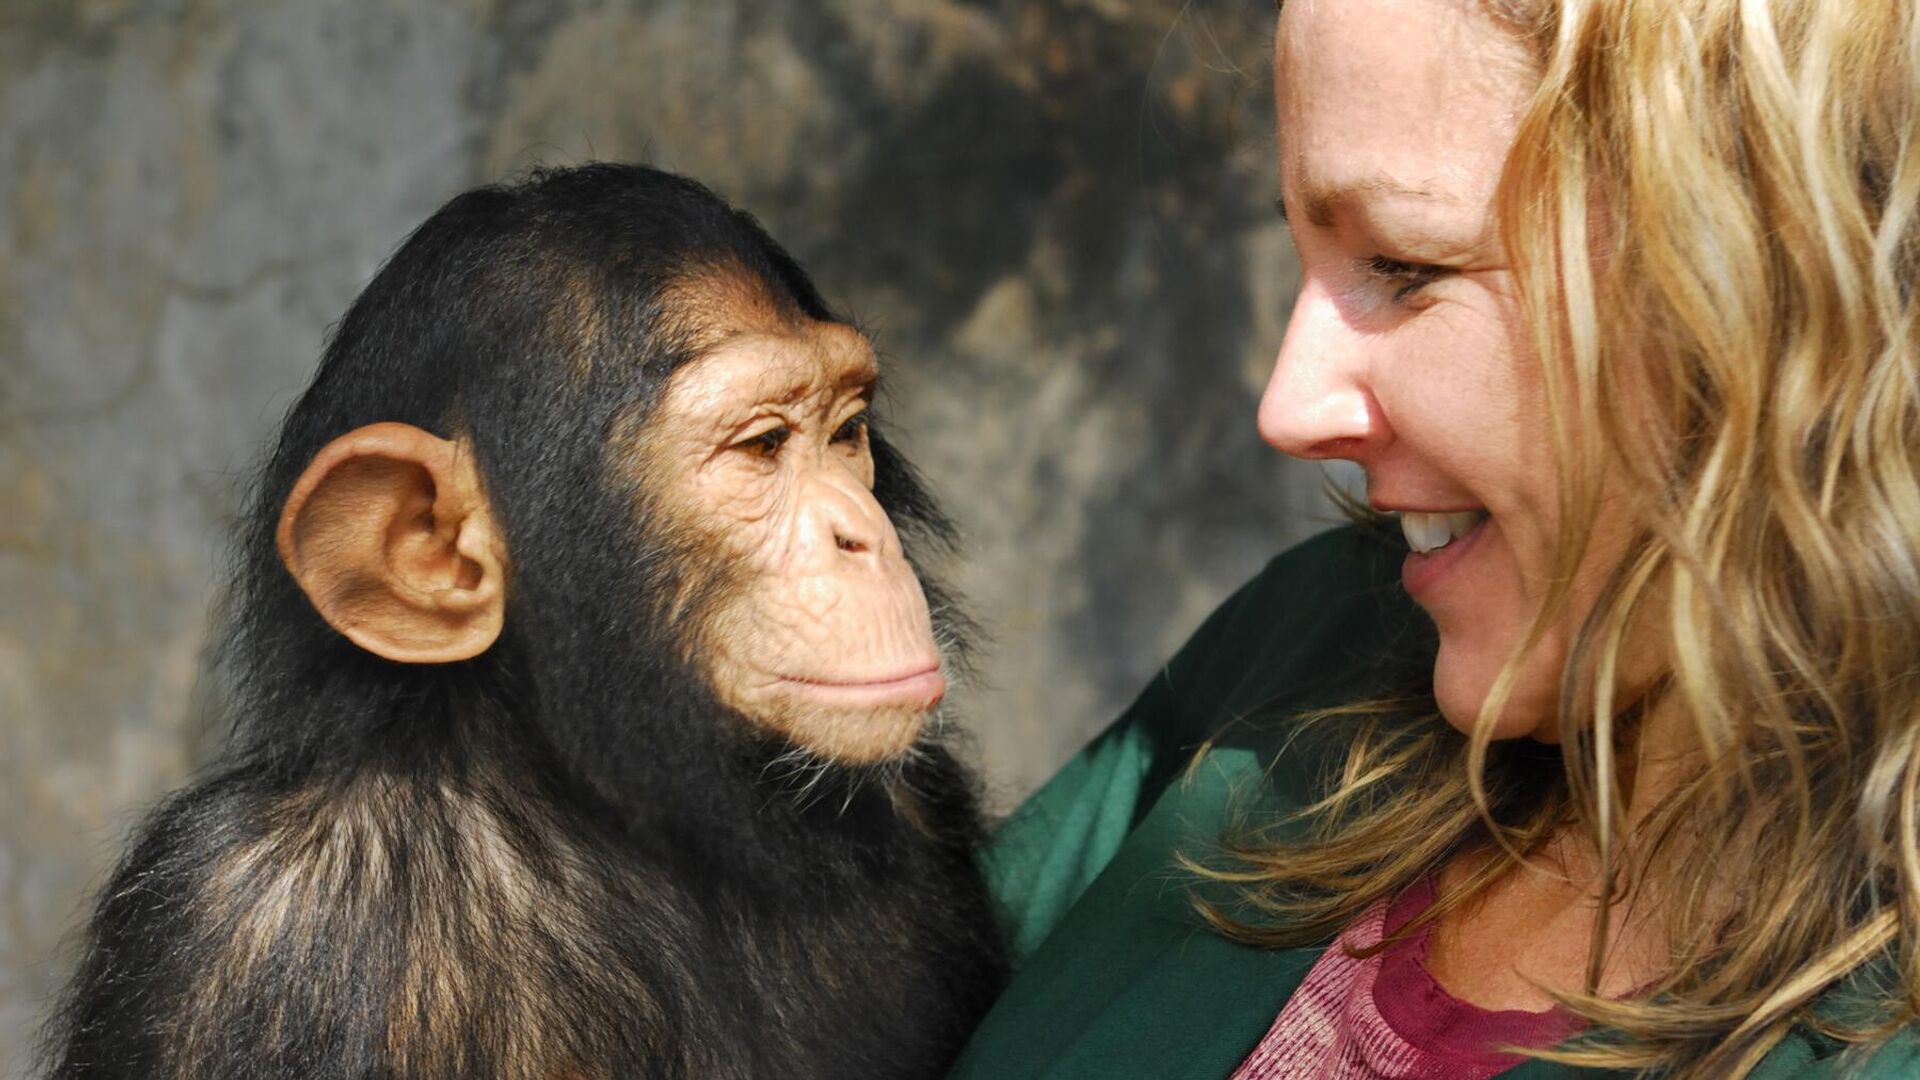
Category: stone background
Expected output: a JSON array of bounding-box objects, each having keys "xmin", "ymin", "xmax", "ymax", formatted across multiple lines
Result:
[{"xmin": 0, "ymin": 0, "xmax": 1338, "ymax": 1069}]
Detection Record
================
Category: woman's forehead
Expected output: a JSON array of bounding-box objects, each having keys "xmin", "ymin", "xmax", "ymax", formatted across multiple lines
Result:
[{"xmin": 1273, "ymin": 0, "xmax": 1533, "ymax": 224}]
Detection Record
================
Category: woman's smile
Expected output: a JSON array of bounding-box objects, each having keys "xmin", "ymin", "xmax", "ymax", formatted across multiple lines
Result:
[{"xmin": 1396, "ymin": 508, "xmax": 1491, "ymax": 598}]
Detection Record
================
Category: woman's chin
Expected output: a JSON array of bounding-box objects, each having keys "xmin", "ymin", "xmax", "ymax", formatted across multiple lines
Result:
[{"xmin": 1433, "ymin": 653, "xmax": 1561, "ymax": 742}]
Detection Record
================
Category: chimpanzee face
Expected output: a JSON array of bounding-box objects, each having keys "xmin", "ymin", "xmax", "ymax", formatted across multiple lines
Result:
[
  {"xmin": 641, "ymin": 313, "xmax": 944, "ymax": 764},
  {"xmin": 272, "ymin": 288, "xmax": 946, "ymax": 769}
]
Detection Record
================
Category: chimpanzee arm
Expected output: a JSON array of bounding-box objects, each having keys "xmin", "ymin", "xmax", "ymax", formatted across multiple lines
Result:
[{"xmin": 41, "ymin": 773, "xmax": 705, "ymax": 1080}]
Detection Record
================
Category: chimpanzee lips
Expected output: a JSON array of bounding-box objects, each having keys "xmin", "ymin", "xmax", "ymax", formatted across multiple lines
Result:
[{"xmin": 776, "ymin": 665, "xmax": 947, "ymax": 711}]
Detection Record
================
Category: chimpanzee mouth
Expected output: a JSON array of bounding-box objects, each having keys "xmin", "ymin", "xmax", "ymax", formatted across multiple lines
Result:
[{"xmin": 776, "ymin": 666, "xmax": 947, "ymax": 709}]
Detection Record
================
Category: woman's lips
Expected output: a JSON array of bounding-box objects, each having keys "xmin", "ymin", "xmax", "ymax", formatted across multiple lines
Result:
[{"xmin": 1401, "ymin": 513, "xmax": 1491, "ymax": 598}]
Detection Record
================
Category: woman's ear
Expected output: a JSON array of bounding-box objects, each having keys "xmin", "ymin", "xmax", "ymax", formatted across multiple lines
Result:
[{"xmin": 276, "ymin": 422, "xmax": 506, "ymax": 663}]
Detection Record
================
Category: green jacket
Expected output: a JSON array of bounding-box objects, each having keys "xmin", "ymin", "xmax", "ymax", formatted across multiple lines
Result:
[{"xmin": 951, "ymin": 527, "xmax": 1920, "ymax": 1079}]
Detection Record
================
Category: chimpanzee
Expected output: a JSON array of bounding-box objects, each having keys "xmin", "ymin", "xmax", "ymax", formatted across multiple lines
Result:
[{"xmin": 39, "ymin": 163, "xmax": 1007, "ymax": 1080}]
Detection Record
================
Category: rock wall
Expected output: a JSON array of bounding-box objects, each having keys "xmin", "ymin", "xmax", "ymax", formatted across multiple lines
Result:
[{"xmin": 0, "ymin": 0, "xmax": 1333, "ymax": 1066}]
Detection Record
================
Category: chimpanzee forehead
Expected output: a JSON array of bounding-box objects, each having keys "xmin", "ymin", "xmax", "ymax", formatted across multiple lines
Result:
[{"xmin": 655, "ymin": 320, "xmax": 878, "ymax": 437}]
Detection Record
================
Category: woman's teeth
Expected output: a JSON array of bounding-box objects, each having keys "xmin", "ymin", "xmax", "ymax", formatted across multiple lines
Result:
[{"xmin": 1400, "ymin": 510, "xmax": 1488, "ymax": 555}]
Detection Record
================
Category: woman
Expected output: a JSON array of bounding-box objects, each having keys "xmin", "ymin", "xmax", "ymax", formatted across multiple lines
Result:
[{"xmin": 951, "ymin": 0, "xmax": 1920, "ymax": 1076}]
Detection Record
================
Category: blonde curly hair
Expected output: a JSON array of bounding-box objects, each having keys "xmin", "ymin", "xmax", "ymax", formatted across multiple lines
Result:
[{"xmin": 1203, "ymin": 1, "xmax": 1920, "ymax": 1074}]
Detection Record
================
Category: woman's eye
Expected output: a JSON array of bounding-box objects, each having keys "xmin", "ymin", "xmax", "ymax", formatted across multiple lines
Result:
[
  {"xmin": 736, "ymin": 425, "xmax": 791, "ymax": 458},
  {"xmin": 1365, "ymin": 256, "xmax": 1450, "ymax": 303},
  {"xmin": 831, "ymin": 409, "xmax": 870, "ymax": 446}
]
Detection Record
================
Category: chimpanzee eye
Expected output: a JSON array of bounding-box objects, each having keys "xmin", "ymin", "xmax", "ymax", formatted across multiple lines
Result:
[
  {"xmin": 831, "ymin": 410, "xmax": 870, "ymax": 446},
  {"xmin": 736, "ymin": 426, "xmax": 791, "ymax": 458}
]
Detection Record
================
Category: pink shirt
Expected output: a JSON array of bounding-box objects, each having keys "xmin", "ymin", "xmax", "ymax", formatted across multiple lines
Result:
[{"xmin": 1231, "ymin": 878, "xmax": 1582, "ymax": 1079}]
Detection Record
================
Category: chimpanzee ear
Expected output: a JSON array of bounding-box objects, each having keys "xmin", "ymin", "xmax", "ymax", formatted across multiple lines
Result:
[{"xmin": 276, "ymin": 422, "xmax": 506, "ymax": 664}]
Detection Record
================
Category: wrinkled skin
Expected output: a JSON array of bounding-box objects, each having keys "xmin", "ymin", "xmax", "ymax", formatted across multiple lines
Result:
[{"xmin": 649, "ymin": 317, "xmax": 943, "ymax": 763}]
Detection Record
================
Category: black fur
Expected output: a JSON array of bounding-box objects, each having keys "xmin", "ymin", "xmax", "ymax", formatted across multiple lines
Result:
[{"xmin": 39, "ymin": 164, "xmax": 1007, "ymax": 1080}]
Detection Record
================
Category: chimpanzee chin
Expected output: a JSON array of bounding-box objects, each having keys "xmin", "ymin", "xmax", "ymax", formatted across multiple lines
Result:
[{"xmin": 40, "ymin": 162, "xmax": 1008, "ymax": 1080}]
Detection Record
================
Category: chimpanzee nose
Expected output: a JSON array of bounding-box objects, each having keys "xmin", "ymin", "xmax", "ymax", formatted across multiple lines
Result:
[
  {"xmin": 804, "ymin": 472, "xmax": 899, "ymax": 565},
  {"xmin": 827, "ymin": 497, "xmax": 891, "ymax": 561}
]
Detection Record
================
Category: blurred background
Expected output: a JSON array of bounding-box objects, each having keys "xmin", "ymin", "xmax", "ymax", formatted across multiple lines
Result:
[{"xmin": 0, "ymin": 0, "xmax": 1341, "ymax": 1068}]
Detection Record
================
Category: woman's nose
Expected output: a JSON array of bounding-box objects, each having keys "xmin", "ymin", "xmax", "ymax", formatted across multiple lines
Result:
[{"xmin": 1256, "ymin": 283, "xmax": 1388, "ymax": 462}]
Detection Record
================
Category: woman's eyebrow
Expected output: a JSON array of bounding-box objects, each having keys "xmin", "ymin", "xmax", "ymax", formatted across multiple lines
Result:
[{"xmin": 1275, "ymin": 175, "xmax": 1448, "ymax": 228}]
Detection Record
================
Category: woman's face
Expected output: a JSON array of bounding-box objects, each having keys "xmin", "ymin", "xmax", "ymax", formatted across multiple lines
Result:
[{"xmin": 1265, "ymin": 0, "xmax": 1628, "ymax": 739}]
